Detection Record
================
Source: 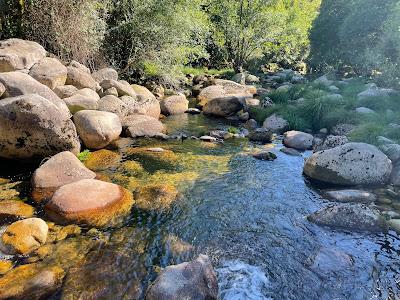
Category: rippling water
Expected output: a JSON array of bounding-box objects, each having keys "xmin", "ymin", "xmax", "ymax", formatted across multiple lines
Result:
[{"xmin": 3, "ymin": 113, "xmax": 400, "ymax": 299}]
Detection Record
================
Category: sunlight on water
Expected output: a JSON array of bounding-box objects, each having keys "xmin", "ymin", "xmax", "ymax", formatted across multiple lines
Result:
[{"xmin": 217, "ymin": 260, "xmax": 272, "ymax": 300}]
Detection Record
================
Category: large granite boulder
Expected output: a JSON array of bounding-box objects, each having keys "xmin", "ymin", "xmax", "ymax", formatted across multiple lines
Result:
[
  {"xmin": 66, "ymin": 66, "xmax": 99, "ymax": 91},
  {"xmin": 160, "ymin": 94, "xmax": 189, "ymax": 115},
  {"xmin": 122, "ymin": 114, "xmax": 166, "ymax": 138},
  {"xmin": 29, "ymin": 57, "xmax": 67, "ymax": 89},
  {"xmin": 73, "ymin": 110, "xmax": 122, "ymax": 149},
  {"xmin": 0, "ymin": 71, "xmax": 70, "ymax": 118},
  {"xmin": 63, "ymin": 94, "xmax": 99, "ymax": 114},
  {"xmin": 54, "ymin": 85, "xmax": 79, "ymax": 99},
  {"xmin": 45, "ymin": 179, "xmax": 134, "ymax": 227},
  {"xmin": 0, "ymin": 94, "xmax": 80, "ymax": 159},
  {"xmin": 283, "ymin": 131, "xmax": 314, "ymax": 150},
  {"xmin": 263, "ymin": 114, "xmax": 289, "ymax": 134},
  {"xmin": 203, "ymin": 96, "xmax": 243, "ymax": 117},
  {"xmin": 146, "ymin": 255, "xmax": 218, "ymax": 300},
  {"xmin": 304, "ymin": 143, "xmax": 392, "ymax": 185},
  {"xmin": 100, "ymin": 79, "xmax": 136, "ymax": 98},
  {"xmin": 92, "ymin": 67, "xmax": 118, "ymax": 83},
  {"xmin": 0, "ymin": 39, "xmax": 47, "ymax": 72}
]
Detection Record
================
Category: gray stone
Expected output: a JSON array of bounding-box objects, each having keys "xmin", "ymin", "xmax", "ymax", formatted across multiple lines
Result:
[
  {"xmin": 324, "ymin": 190, "xmax": 377, "ymax": 203},
  {"xmin": 263, "ymin": 114, "xmax": 289, "ymax": 134},
  {"xmin": 283, "ymin": 131, "xmax": 314, "ymax": 150},
  {"xmin": 248, "ymin": 128, "xmax": 274, "ymax": 143}
]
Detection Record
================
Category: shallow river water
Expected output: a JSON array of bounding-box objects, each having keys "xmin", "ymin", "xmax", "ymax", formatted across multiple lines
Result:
[{"xmin": 2, "ymin": 113, "xmax": 400, "ymax": 300}]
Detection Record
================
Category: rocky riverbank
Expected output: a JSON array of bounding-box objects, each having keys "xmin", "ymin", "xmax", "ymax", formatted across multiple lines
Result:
[{"xmin": 1, "ymin": 38, "xmax": 400, "ymax": 299}]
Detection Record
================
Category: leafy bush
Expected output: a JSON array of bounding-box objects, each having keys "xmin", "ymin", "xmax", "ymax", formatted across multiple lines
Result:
[{"xmin": 77, "ymin": 150, "xmax": 91, "ymax": 162}]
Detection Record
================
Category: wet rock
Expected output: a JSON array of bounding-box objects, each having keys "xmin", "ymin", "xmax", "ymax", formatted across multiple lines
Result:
[
  {"xmin": 66, "ymin": 66, "xmax": 99, "ymax": 91},
  {"xmin": 146, "ymin": 255, "xmax": 218, "ymax": 300},
  {"xmin": 200, "ymin": 136, "xmax": 218, "ymax": 143},
  {"xmin": 280, "ymin": 147, "xmax": 302, "ymax": 156},
  {"xmin": 284, "ymin": 131, "xmax": 314, "ymax": 150},
  {"xmin": 63, "ymin": 94, "xmax": 99, "ymax": 114},
  {"xmin": 308, "ymin": 204, "xmax": 386, "ymax": 232},
  {"xmin": 0, "ymin": 259, "xmax": 12, "ymax": 275},
  {"xmin": 53, "ymin": 85, "xmax": 79, "ymax": 99},
  {"xmin": 164, "ymin": 234, "xmax": 194, "ymax": 257},
  {"xmin": 0, "ymin": 218, "xmax": 48, "ymax": 255},
  {"xmin": 32, "ymin": 151, "xmax": 96, "ymax": 192},
  {"xmin": 126, "ymin": 147, "xmax": 178, "ymax": 171},
  {"xmin": 324, "ymin": 190, "xmax": 377, "ymax": 203},
  {"xmin": 92, "ymin": 67, "xmax": 118, "ymax": 83},
  {"xmin": 253, "ymin": 151, "xmax": 277, "ymax": 161},
  {"xmin": 304, "ymin": 143, "xmax": 392, "ymax": 186},
  {"xmin": 100, "ymin": 79, "xmax": 136, "ymax": 98},
  {"xmin": 186, "ymin": 108, "xmax": 201, "ymax": 114},
  {"xmin": 248, "ymin": 128, "xmax": 273, "ymax": 143},
  {"xmin": 387, "ymin": 219, "xmax": 400, "ymax": 234},
  {"xmin": 84, "ymin": 149, "xmax": 121, "ymax": 171},
  {"xmin": 74, "ymin": 110, "xmax": 122, "ymax": 149},
  {"xmin": 306, "ymin": 247, "xmax": 353, "ymax": 274},
  {"xmin": 0, "ymin": 71, "xmax": 70, "ymax": 118},
  {"xmin": 123, "ymin": 114, "xmax": 166, "ymax": 138},
  {"xmin": 0, "ymin": 38, "xmax": 47, "ymax": 72},
  {"xmin": 203, "ymin": 96, "xmax": 244, "ymax": 117},
  {"xmin": 314, "ymin": 135, "xmax": 349, "ymax": 152},
  {"xmin": 0, "ymin": 200, "xmax": 35, "ymax": 223},
  {"xmin": 0, "ymin": 264, "xmax": 65, "ymax": 300},
  {"xmin": 134, "ymin": 184, "xmax": 179, "ymax": 211},
  {"xmin": 263, "ymin": 114, "xmax": 289, "ymax": 134},
  {"xmin": 29, "ymin": 57, "xmax": 67, "ymax": 89},
  {"xmin": 160, "ymin": 94, "xmax": 189, "ymax": 115},
  {"xmin": 45, "ymin": 179, "xmax": 134, "ymax": 227},
  {"xmin": 0, "ymin": 94, "xmax": 80, "ymax": 159}
]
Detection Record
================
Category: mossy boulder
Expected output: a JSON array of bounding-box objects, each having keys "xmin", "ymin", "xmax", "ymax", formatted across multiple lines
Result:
[{"xmin": 84, "ymin": 149, "xmax": 121, "ymax": 171}]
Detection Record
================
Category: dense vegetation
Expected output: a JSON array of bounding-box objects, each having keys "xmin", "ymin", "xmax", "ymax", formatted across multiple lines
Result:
[{"xmin": 1, "ymin": 0, "xmax": 399, "ymax": 86}]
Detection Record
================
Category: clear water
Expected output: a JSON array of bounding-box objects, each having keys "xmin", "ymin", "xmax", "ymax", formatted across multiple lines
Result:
[{"xmin": 4, "ymin": 113, "xmax": 400, "ymax": 299}]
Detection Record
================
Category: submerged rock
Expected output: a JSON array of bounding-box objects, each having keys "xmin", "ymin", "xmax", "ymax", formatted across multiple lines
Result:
[
  {"xmin": 0, "ymin": 218, "xmax": 48, "ymax": 255},
  {"xmin": 253, "ymin": 151, "xmax": 277, "ymax": 161},
  {"xmin": 84, "ymin": 149, "xmax": 121, "ymax": 171},
  {"xmin": 146, "ymin": 254, "xmax": 218, "ymax": 300},
  {"xmin": 324, "ymin": 190, "xmax": 377, "ymax": 203},
  {"xmin": 134, "ymin": 184, "xmax": 179, "ymax": 211},
  {"xmin": 308, "ymin": 204, "xmax": 386, "ymax": 232},
  {"xmin": 0, "ymin": 264, "xmax": 65, "ymax": 300},
  {"xmin": 304, "ymin": 143, "xmax": 392, "ymax": 186},
  {"xmin": 280, "ymin": 147, "xmax": 302, "ymax": 156},
  {"xmin": 0, "ymin": 200, "xmax": 35, "ymax": 223},
  {"xmin": 45, "ymin": 179, "xmax": 134, "ymax": 227}
]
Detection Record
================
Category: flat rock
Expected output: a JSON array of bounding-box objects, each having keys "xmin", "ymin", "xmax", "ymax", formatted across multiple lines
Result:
[
  {"xmin": 146, "ymin": 255, "xmax": 218, "ymax": 300},
  {"xmin": 0, "ymin": 39, "xmax": 47, "ymax": 72},
  {"xmin": 304, "ymin": 143, "xmax": 392, "ymax": 185},
  {"xmin": 308, "ymin": 204, "xmax": 386, "ymax": 232},
  {"xmin": 45, "ymin": 179, "xmax": 134, "ymax": 227},
  {"xmin": 74, "ymin": 110, "xmax": 122, "ymax": 149},
  {"xmin": 324, "ymin": 190, "xmax": 377, "ymax": 203}
]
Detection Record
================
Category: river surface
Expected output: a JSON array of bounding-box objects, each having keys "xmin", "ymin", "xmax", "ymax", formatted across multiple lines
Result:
[{"xmin": 3, "ymin": 113, "xmax": 400, "ymax": 299}]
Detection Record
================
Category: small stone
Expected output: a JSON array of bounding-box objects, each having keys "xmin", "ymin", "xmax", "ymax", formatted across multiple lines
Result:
[
  {"xmin": 200, "ymin": 136, "xmax": 218, "ymax": 143},
  {"xmin": 185, "ymin": 108, "xmax": 201, "ymax": 114},
  {"xmin": 253, "ymin": 151, "xmax": 277, "ymax": 161}
]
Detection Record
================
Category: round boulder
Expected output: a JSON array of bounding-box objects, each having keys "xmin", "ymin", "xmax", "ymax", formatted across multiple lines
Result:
[
  {"xmin": 66, "ymin": 66, "xmax": 99, "ymax": 90},
  {"xmin": 0, "ymin": 94, "xmax": 80, "ymax": 159},
  {"xmin": 63, "ymin": 94, "xmax": 99, "ymax": 114},
  {"xmin": 304, "ymin": 142, "xmax": 392, "ymax": 185},
  {"xmin": 73, "ymin": 110, "xmax": 122, "ymax": 149},
  {"xmin": 29, "ymin": 57, "xmax": 67, "ymax": 89},
  {"xmin": 92, "ymin": 67, "xmax": 118, "ymax": 83},
  {"xmin": 0, "ymin": 218, "xmax": 48, "ymax": 255},
  {"xmin": 54, "ymin": 85, "xmax": 79, "ymax": 99},
  {"xmin": 146, "ymin": 255, "xmax": 218, "ymax": 300},
  {"xmin": 160, "ymin": 94, "xmax": 189, "ymax": 115},
  {"xmin": 283, "ymin": 131, "xmax": 314, "ymax": 150},
  {"xmin": 122, "ymin": 114, "xmax": 166, "ymax": 138},
  {"xmin": 45, "ymin": 179, "xmax": 134, "ymax": 227},
  {"xmin": 263, "ymin": 114, "xmax": 289, "ymax": 134},
  {"xmin": 203, "ymin": 96, "xmax": 244, "ymax": 117}
]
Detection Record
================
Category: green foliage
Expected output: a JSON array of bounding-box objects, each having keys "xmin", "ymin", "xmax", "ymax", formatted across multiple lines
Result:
[
  {"xmin": 77, "ymin": 150, "xmax": 91, "ymax": 162},
  {"xmin": 309, "ymin": 0, "xmax": 400, "ymax": 86},
  {"xmin": 227, "ymin": 127, "xmax": 239, "ymax": 134}
]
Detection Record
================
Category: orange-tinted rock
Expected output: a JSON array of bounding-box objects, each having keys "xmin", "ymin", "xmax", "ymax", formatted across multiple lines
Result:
[
  {"xmin": 0, "ymin": 200, "xmax": 35, "ymax": 223},
  {"xmin": 45, "ymin": 179, "xmax": 134, "ymax": 227}
]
